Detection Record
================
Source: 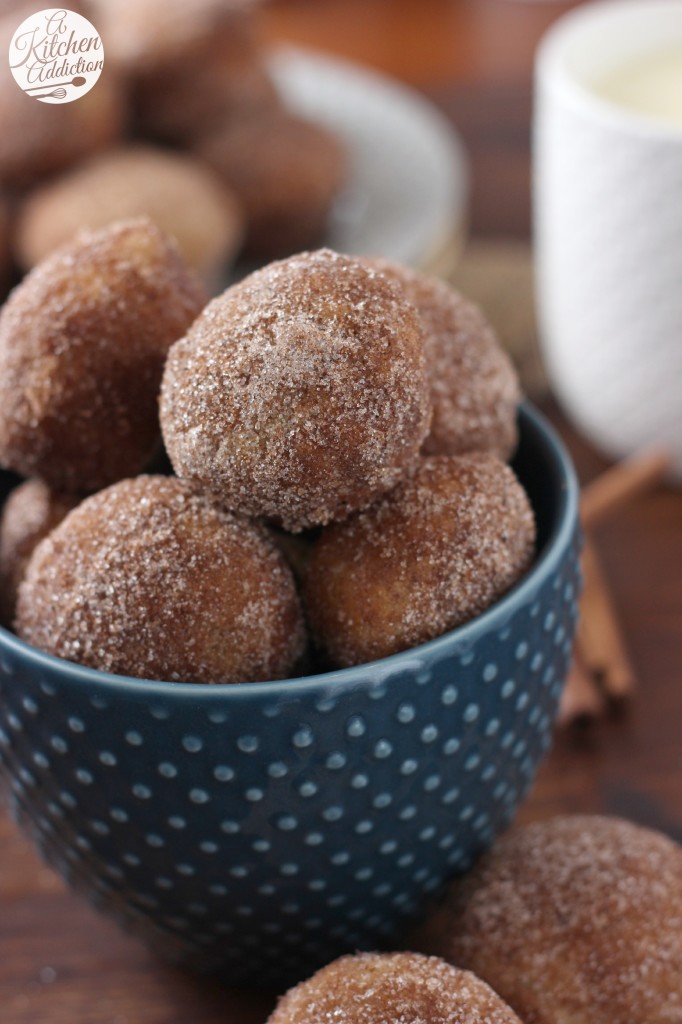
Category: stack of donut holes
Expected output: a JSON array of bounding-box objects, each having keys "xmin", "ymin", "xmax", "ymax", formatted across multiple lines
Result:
[
  {"xmin": 0, "ymin": 0, "xmax": 347, "ymax": 294},
  {"xmin": 1, "ymin": 226, "xmax": 679, "ymax": 1024},
  {"xmin": 0, "ymin": 215, "xmax": 531, "ymax": 683}
]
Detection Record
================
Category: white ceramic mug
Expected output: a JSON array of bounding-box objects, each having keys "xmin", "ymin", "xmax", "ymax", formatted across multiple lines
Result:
[{"xmin": 534, "ymin": 0, "xmax": 682, "ymax": 477}]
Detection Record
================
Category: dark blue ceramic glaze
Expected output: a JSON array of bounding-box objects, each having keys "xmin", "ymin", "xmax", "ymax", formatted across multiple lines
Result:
[{"xmin": 0, "ymin": 403, "xmax": 581, "ymax": 988}]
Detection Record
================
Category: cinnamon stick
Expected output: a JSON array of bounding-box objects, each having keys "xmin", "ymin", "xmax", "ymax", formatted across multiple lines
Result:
[
  {"xmin": 558, "ymin": 642, "xmax": 606, "ymax": 725},
  {"xmin": 577, "ymin": 537, "xmax": 636, "ymax": 701},
  {"xmin": 580, "ymin": 449, "xmax": 670, "ymax": 529}
]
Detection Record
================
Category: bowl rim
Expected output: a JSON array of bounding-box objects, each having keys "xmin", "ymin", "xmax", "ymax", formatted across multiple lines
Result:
[{"xmin": 0, "ymin": 402, "xmax": 579, "ymax": 700}]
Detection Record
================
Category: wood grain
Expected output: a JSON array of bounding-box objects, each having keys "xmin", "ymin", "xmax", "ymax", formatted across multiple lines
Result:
[{"xmin": 1, "ymin": 2, "xmax": 680, "ymax": 1021}]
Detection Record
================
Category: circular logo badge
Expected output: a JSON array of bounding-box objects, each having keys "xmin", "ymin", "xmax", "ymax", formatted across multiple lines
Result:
[{"xmin": 8, "ymin": 8, "xmax": 104, "ymax": 104}]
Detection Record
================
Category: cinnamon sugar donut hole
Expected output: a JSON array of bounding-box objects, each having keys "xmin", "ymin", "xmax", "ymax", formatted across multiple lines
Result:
[
  {"xmin": 0, "ymin": 218, "xmax": 207, "ymax": 493},
  {"xmin": 0, "ymin": 12, "xmax": 125, "ymax": 189},
  {"xmin": 415, "ymin": 815, "xmax": 682, "ymax": 1024},
  {"xmin": 15, "ymin": 146, "xmax": 244, "ymax": 284},
  {"xmin": 303, "ymin": 453, "xmax": 535, "ymax": 667},
  {"xmin": 198, "ymin": 112, "xmax": 346, "ymax": 257},
  {"xmin": 102, "ymin": 2, "xmax": 281, "ymax": 144},
  {"xmin": 366, "ymin": 259, "xmax": 521, "ymax": 460},
  {"xmin": 268, "ymin": 952, "xmax": 523, "ymax": 1024},
  {"xmin": 0, "ymin": 478, "xmax": 79, "ymax": 627},
  {"xmin": 160, "ymin": 250, "xmax": 432, "ymax": 533},
  {"xmin": 16, "ymin": 476, "xmax": 306, "ymax": 684}
]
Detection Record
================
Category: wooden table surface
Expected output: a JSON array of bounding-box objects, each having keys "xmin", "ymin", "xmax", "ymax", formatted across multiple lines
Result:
[{"xmin": 1, "ymin": 2, "xmax": 680, "ymax": 1022}]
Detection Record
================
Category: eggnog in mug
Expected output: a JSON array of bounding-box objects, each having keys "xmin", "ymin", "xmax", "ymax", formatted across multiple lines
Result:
[{"xmin": 594, "ymin": 45, "xmax": 682, "ymax": 127}]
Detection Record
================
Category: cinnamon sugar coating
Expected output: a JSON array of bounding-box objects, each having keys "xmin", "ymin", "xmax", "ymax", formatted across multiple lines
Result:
[
  {"xmin": 414, "ymin": 815, "xmax": 682, "ymax": 1024},
  {"xmin": 16, "ymin": 476, "xmax": 306, "ymax": 684},
  {"xmin": 268, "ymin": 952, "xmax": 523, "ymax": 1024},
  {"xmin": 303, "ymin": 453, "xmax": 535, "ymax": 667},
  {"xmin": 0, "ymin": 478, "xmax": 79, "ymax": 627},
  {"xmin": 160, "ymin": 249, "xmax": 432, "ymax": 532},
  {"xmin": 366, "ymin": 259, "xmax": 521, "ymax": 460},
  {"xmin": 198, "ymin": 112, "xmax": 346, "ymax": 257},
  {"xmin": 15, "ymin": 145, "xmax": 244, "ymax": 284},
  {"xmin": 0, "ymin": 218, "xmax": 207, "ymax": 493}
]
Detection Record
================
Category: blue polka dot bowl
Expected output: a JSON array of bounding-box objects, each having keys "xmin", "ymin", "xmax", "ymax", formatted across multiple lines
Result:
[{"xmin": 0, "ymin": 402, "xmax": 580, "ymax": 989}]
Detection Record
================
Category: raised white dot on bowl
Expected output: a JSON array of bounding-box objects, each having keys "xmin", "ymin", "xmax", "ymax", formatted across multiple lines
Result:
[
  {"xmin": 351, "ymin": 773, "xmax": 369, "ymax": 789},
  {"xmin": 330, "ymin": 851, "xmax": 350, "ymax": 866},
  {"xmin": 304, "ymin": 832, "xmax": 323, "ymax": 846},
  {"xmin": 158, "ymin": 762, "xmax": 177, "ymax": 778},
  {"xmin": 229, "ymin": 865, "xmax": 248, "ymax": 878},
  {"xmin": 374, "ymin": 739, "xmax": 393, "ymax": 759},
  {"xmin": 209, "ymin": 884, "xmax": 227, "ymax": 896},
  {"xmin": 355, "ymin": 820, "xmax": 373, "ymax": 834},
  {"xmin": 146, "ymin": 834, "xmax": 164, "ymax": 848},
  {"xmin": 483, "ymin": 663, "xmax": 498, "ymax": 683},
  {"xmin": 237, "ymin": 735, "xmax": 259, "ymax": 753},
  {"xmin": 298, "ymin": 780, "xmax": 318, "ymax": 797},
  {"xmin": 132, "ymin": 784, "xmax": 152, "ymax": 800},
  {"xmin": 346, "ymin": 715, "xmax": 366, "ymax": 738},
  {"xmin": 22, "ymin": 697, "xmax": 38, "ymax": 715},
  {"xmin": 253, "ymin": 838, "xmax": 270, "ymax": 852},
  {"xmin": 110, "ymin": 808, "xmax": 128, "ymax": 823},
  {"xmin": 207, "ymin": 709, "xmax": 226, "ymax": 724},
  {"xmin": 443, "ymin": 737, "xmax": 461, "ymax": 755},
  {"xmin": 50, "ymin": 736, "xmax": 68, "ymax": 754},
  {"xmin": 421, "ymin": 724, "xmax": 438, "ymax": 743},
  {"xmin": 372, "ymin": 792, "xmax": 392, "ymax": 809},
  {"xmin": 399, "ymin": 805, "xmax": 417, "ymax": 821},
  {"xmin": 516, "ymin": 642, "xmax": 529, "ymax": 660},
  {"xmin": 213, "ymin": 764, "xmax": 234, "ymax": 782},
  {"xmin": 59, "ymin": 791, "xmax": 76, "ymax": 808},
  {"xmin": 176, "ymin": 863, "xmax": 196, "ymax": 876},
  {"xmin": 67, "ymin": 717, "xmax": 84, "ymax": 733},
  {"xmin": 220, "ymin": 819, "xmax": 239, "ymax": 834},
  {"xmin": 182, "ymin": 736, "xmax": 203, "ymax": 753},
  {"xmin": 373, "ymin": 882, "xmax": 392, "ymax": 897},
  {"xmin": 125, "ymin": 731, "xmax": 143, "ymax": 746},
  {"xmin": 442, "ymin": 787, "xmax": 460, "ymax": 805},
  {"xmin": 7, "ymin": 713, "xmax": 21, "ymax": 731},
  {"xmin": 168, "ymin": 815, "xmax": 186, "ymax": 829},
  {"xmin": 400, "ymin": 758, "xmax": 417, "ymax": 776},
  {"xmin": 308, "ymin": 879, "xmax": 326, "ymax": 891},
  {"xmin": 396, "ymin": 702, "xmax": 416, "ymax": 723},
  {"xmin": 441, "ymin": 686, "xmax": 458, "ymax": 706},
  {"xmin": 75, "ymin": 769, "xmax": 93, "ymax": 785},
  {"xmin": 322, "ymin": 805, "xmax": 343, "ymax": 822},
  {"xmin": 459, "ymin": 805, "xmax": 474, "ymax": 821},
  {"xmin": 293, "ymin": 726, "xmax": 314, "ymax": 748},
  {"xmin": 189, "ymin": 788, "xmax": 209, "ymax": 804},
  {"xmin": 325, "ymin": 751, "xmax": 346, "ymax": 770},
  {"xmin": 463, "ymin": 704, "xmax": 479, "ymax": 723},
  {"xmin": 99, "ymin": 751, "xmax": 117, "ymax": 766},
  {"xmin": 199, "ymin": 840, "xmax": 218, "ymax": 854},
  {"xmin": 267, "ymin": 761, "xmax": 287, "ymax": 779},
  {"xmin": 245, "ymin": 788, "xmax": 263, "ymax": 802},
  {"xmin": 464, "ymin": 753, "xmax": 481, "ymax": 772},
  {"xmin": 280, "ymin": 863, "xmax": 299, "ymax": 876},
  {"xmin": 276, "ymin": 814, "xmax": 298, "ymax": 831},
  {"xmin": 380, "ymin": 839, "xmax": 397, "ymax": 854}
]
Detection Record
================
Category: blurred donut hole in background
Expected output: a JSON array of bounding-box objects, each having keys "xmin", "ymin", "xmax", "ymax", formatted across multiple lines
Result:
[{"xmin": 0, "ymin": 0, "xmax": 361, "ymax": 292}]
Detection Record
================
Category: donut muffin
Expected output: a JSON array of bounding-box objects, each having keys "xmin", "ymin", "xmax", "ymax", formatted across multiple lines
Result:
[
  {"xmin": 199, "ymin": 112, "xmax": 346, "ymax": 256},
  {"xmin": 303, "ymin": 453, "xmax": 535, "ymax": 667},
  {"xmin": 15, "ymin": 146, "xmax": 244, "ymax": 283},
  {"xmin": 414, "ymin": 815, "xmax": 682, "ymax": 1024},
  {"xmin": 0, "ymin": 478, "xmax": 79, "ymax": 626},
  {"xmin": 268, "ymin": 952, "xmax": 523, "ymax": 1024},
  {"xmin": 0, "ymin": 217, "xmax": 207, "ymax": 493},
  {"xmin": 366, "ymin": 259, "xmax": 521, "ymax": 460},
  {"xmin": 161, "ymin": 250, "xmax": 432, "ymax": 532},
  {"xmin": 16, "ymin": 475, "xmax": 306, "ymax": 684}
]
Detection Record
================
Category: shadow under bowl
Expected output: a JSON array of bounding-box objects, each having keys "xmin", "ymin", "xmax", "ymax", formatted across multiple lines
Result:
[{"xmin": 0, "ymin": 402, "xmax": 581, "ymax": 988}]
